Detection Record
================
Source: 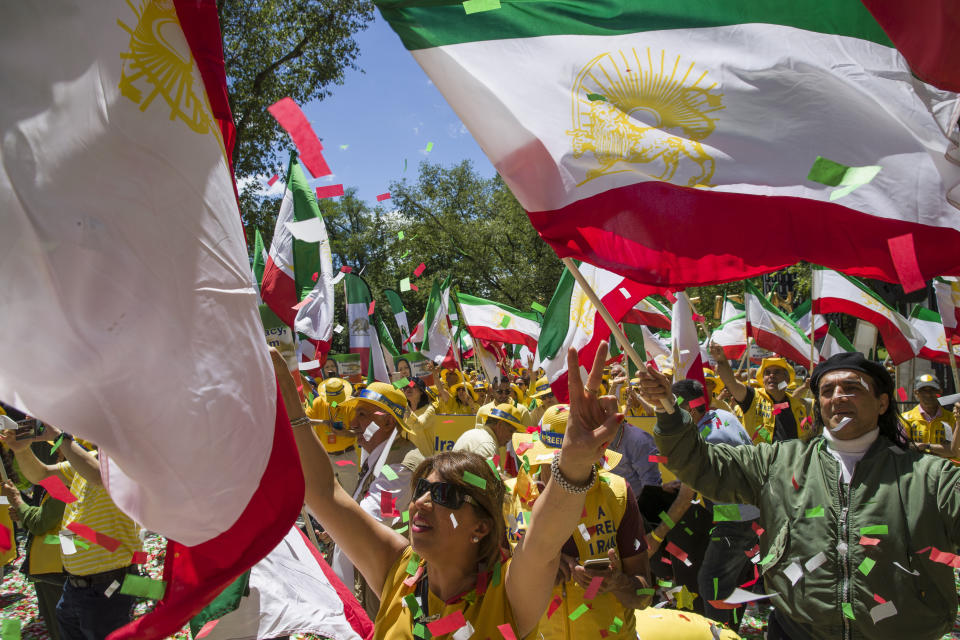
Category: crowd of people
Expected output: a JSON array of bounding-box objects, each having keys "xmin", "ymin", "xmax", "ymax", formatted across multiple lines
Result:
[{"xmin": 1, "ymin": 339, "xmax": 960, "ymax": 639}]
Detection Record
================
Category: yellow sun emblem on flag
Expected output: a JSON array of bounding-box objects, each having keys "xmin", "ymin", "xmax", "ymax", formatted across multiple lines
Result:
[
  {"xmin": 117, "ymin": 0, "xmax": 215, "ymax": 135},
  {"xmin": 568, "ymin": 48, "xmax": 724, "ymax": 187}
]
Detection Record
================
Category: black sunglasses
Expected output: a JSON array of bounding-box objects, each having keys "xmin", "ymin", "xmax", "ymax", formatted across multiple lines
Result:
[{"xmin": 414, "ymin": 478, "xmax": 480, "ymax": 510}]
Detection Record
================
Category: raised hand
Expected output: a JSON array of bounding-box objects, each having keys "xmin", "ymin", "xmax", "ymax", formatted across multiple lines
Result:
[{"xmin": 635, "ymin": 366, "xmax": 676, "ymax": 413}]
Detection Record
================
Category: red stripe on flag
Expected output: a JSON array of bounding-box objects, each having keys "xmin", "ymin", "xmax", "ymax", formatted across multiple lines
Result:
[
  {"xmin": 813, "ymin": 297, "xmax": 917, "ymax": 364},
  {"xmin": 110, "ymin": 385, "xmax": 305, "ymax": 640},
  {"xmin": 260, "ymin": 255, "xmax": 299, "ymax": 328},
  {"xmin": 746, "ymin": 325, "xmax": 812, "ymax": 367},
  {"xmin": 464, "ymin": 325, "xmax": 538, "ymax": 352},
  {"xmin": 267, "ymin": 97, "xmax": 331, "ymax": 179},
  {"xmin": 621, "ymin": 309, "xmax": 671, "ymax": 330}
]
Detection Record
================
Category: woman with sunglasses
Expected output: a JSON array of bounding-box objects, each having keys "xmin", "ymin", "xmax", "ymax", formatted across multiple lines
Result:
[
  {"xmin": 271, "ymin": 342, "xmax": 624, "ymax": 639},
  {"xmin": 402, "ymin": 377, "xmax": 439, "ymax": 456}
]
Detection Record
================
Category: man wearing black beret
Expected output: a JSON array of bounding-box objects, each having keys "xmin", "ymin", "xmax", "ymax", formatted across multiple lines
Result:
[{"xmin": 637, "ymin": 352, "xmax": 960, "ymax": 640}]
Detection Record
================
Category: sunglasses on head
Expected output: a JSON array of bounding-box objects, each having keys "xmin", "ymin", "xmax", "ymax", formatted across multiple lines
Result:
[{"xmin": 414, "ymin": 478, "xmax": 480, "ymax": 510}]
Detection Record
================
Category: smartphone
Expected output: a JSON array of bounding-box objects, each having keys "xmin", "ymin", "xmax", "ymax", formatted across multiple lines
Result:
[
  {"xmin": 582, "ymin": 558, "xmax": 612, "ymax": 571},
  {"xmin": 15, "ymin": 418, "xmax": 44, "ymax": 440}
]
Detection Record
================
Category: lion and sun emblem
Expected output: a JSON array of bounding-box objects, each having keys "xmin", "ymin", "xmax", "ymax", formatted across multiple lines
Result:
[{"xmin": 568, "ymin": 47, "xmax": 724, "ymax": 188}]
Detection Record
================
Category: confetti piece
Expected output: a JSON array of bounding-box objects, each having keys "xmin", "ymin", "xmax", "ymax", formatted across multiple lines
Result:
[
  {"xmin": 425, "ymin": 142, "xmax": 434, "ymax": 153},
  {"xmin": 586, "ymin": 93, "xmax": 607, "ymax": 102},
  {"xmin": 66, "ymin": 522, "xmax": 121, "ymax": 552},
  {"xmin": 893, "ymin": 561, "xmax": 919, "ymax": 575},
  {"xmin": 830, "ymin": 416, "xmax": 852, "ymax": 432},
  {"xmin": 340, "ymin": 266, "xmax": 352, "ymax": 273},
  {"xmin": 452, "ymin": 621, "xmax": 475, "ymax": 640},
  {"xmin": 119, "ymin": 574, "xmax": 166, "ymax": 600},
  {"xmin": 619, "ymin": 287, "xmax": 631, "ymax": 298},
  {"xmin": 751, "ymin": 522, "xmax": 765, "ymax": 536},
  {"xmin": 39, "ymin": 476, "xmax": 77, "ymax": 504},
  {"xmin": 462, "ymin": 470, "xmax": 487, "ymax": 489},
  {"xmin": 334, "ymin": 324, "xmax": 344, "ymax": 334},
  {"xmin": 578, "ymin": 523, "xmax": 591, "ymax": 541},
  {"xmin": 583, "ymin": 576, "xmax": 604, "ymax": 600},
  {"xmin": 267, "ymin": 98, "xmax": 330, "ymax": 178},
  {"xmin": 792, "ymin": 475, "xmax": 800, "ymax": 491},
  {"xmin": 363, "ymin": 423, "xmax": 380, "ymax": 441},
  {"xmin": 368, "ymin": 300, "xmax": 375, "ymax": 315},
  {"xmin": 398, "ymin": 231, "xmax": 405, "ymax": 241},
  {"xmin": 784, "ymin": 561, "xmax": 803, "ymax": 585},
  {"xmin": 608, "ymin": 616, "xmax": 624, "ymax": 633},
  {"xmin": 376, "ymin": 192, "xmax": 391, "ymax": 202},
  {"xmin": 568, "ymin": 603, "xmax": 590, "ymax": 620},
  {"xmin": 450, "ymin": 513, "xmax": 458, "ymax": 528},
  {"xmin": 413, "ymin": 263, "xmax": 426, "ymax": 277},
  {"xmin": 464, "ymin": 0, "xmax": 501, "ymax": 14},
  {"xmin": 339, "ymin": 144, "xmax": 349, "ymax": 151},
  {"xmin": 410, "ymin": 283, "xmax": 418, "ymax": 291},
  {"xmin": 805, "ymin": 505, "xmax": 825, "ymax": 518},
  {"xmin": 870, "ymin": 600, "xmax": 897, "ymax": 624},
  {"xmin": 778, "ymin": 380, "xmax": 788, "ymax": 390},
  {"xmin": 547, "ymin": 595, "xmax": 563, "ymax": 618},
  {"xmin": 860, "ymin": 525, "xmax": 888, "ymax": 535},
  {"xmin": 873, "ymin": 593, "xmax": 886, "ymax": 604},
  {"xmin": 842, "ymin": 602, "xmax": 855, "ymax": 619},
  {"xmin": 132, "ymin": 551, "xmax": 148, "ymax": 564},
  {"xmin": 805, "ymin": 551, "xmax": 827, "ymax": 572},
  {"xmin": 858, "ymin": 557, "xmax": 876, "ymax": 575},
  {"xmin": 663, "ymin": 291, "xmax": 678, "ymax": 304},
  {"xmin": 315, "ymin": 184, "xmax": 345, "ymax": 199},
  {"xmin": 1, "ymin": 619, "xmax": 21, "ymax": 640},
  {"xmin": 688, "ymin": 396, "xmax": 706, "ymax": 408},
  {"xmin": 531, "ymin": 302, "xmax": 547, "ymax": 313},
  {"xmin": 713, "ymin": 504, "xmax": 740, "ymax": 522},
  {"xmin": 666, "ymin": 541, "xmax": 692, "ymax": 566},
  {"xmin": 49, "ymin": 434, "xmax": 65, "ymax": 455},
  {"xmin": 648, "ymin": 455, "xmax": 668, "ymax": 464},
  {"xmin": 380, "ymin": 465, "xmax": 398, "ymax": 481},
  {"xmin": 888, "ymin": 233, "xmax": 925, "ymax": 293},
  {"xmin": 722, "ymin": 587, "xmax": 776, "ymax": 605},
  {"xmin": 427, "ymin": 611, "xmax": 466, "ymax": 635},
  {"xmin": 403, "ymin": 594, "xmax": 422, "ymax": 618},
  {"xmin": 0, "ymin": 524, "xmax": 10, "ymax": 553},
  {"xmin": 859, "ymin": 536, "xmax": 880, "ymax": 546},
  {"xmin": 659, "ymin": 512, "xmax": 675, "ymax": 529},
  {"xmin": 500, "ymin": 315, "xmax": 511, "ymax": 328},
  {"xmin": 195, "ymin": 619, "xmax": 220, "ymax": 639}
]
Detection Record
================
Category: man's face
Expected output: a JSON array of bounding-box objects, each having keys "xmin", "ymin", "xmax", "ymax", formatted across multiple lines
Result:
[
  {"xmin": 763, "ymin": 366, "xmax": 790, "ymax": 395},
  {"xmin": 486, "ymin": 418, "xmax": 514, "ymax": 447},
  {"xmin": 349, "ymin": 402, "xmax": 395, "ymax": 447},
  {"xmin": 323, "ymin": 361, "xmax": 338, "ymax": 377},
  {"xmin": 915, "ymin": 386, "xmax": 941, "ymax": 412},
  {"xmin": 493, "ymin": 383, "xmax": 512, "ymax": 403},
  {"xmin": 818, "ymin": 370, "xmax": 889, "ymax": 440}
]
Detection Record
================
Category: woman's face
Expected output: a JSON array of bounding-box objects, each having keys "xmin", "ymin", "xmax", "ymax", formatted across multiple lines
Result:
[
  {"xmin": 397, "ymin": 360, "xmax": 411, "ymax": 378},
  {"xmin": 403, "ymin": 384, "xmax": 422, "ymax": 407},
  {"xmin": 409, "ymin": 471, "xmax": 486, "ymax": 558},
  {"xmin": 323, "ymin": 360, "xmax": 338, "ymax": 377},
  {"xmin": 456, "ymin": 387, "xmax": 470, "ymax": 403}
]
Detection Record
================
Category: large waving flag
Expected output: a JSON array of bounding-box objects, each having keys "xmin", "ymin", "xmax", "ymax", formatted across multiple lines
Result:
[
  {"xmin": 935, "ymin": 277, "xmax": 960, "ymax": 342},
  {"xmin": 622, "ymin": 297, "xmax": 672, "ymax": 330},
  {"xmin": 455, "ymin": 292, "xmax": 541, "ymax": 351},
  {"xmin": 909, "ymin": 307, "xmax": 960, "ymax": 366},
  {"xmin": 711, "ymin": 312, "xmax": 748, "ymax": 360},
  {"xmin": 671, "ymin": 293, "xmax": 710, "ymax": 407},
  {"xmin": 0, "ymin": 3, "xmax": 303, "ymax": 638},
  {"xmin": 536, "ymin": 263, "xmax": 657, "ymax": 402},
  {"xmin": 421, "ymin": 275, "xmax": 459, "ymax": 369},
  {"xmin": 745, "ymin": 283, "xmax": 820, "ymax": 365},
  {"xmin": 377, "ymin": 0, "xmax": 960, "ymax": 288},
  {"xmin": 345, "ymin": 274, "xmax": 391, "ymax": 380},
  {"xmin": 812, "ymin": 267, "xmax": 923, "ymax": 364},
  {"xmin": 293, "ymin": 211, "xmax": 335, "ymax": 373}
]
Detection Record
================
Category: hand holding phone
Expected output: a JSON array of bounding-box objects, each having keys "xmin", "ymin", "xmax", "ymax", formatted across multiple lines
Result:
[
  {"xmin": 15, "ymin": 418, "xmax": 45, "ymax": 440},
  {"xmin": 582, "ymin": 557, "xmax": 612, "ymax": 572}
]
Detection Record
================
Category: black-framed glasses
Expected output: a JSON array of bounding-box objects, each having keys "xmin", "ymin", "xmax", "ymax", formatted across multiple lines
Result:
[{"xmin": 414, "ymin": 478, "xmax": 479, "ymax": 510}]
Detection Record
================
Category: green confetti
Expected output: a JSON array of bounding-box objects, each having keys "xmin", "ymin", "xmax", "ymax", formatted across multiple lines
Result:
[
  {"xmin": 637, "ymin": 588, "xmax": 655, "ymax": 596},
  {"xmin": 858, "ymin": 557, "xmax": 875, "ymax": 575},
  {"xmin": 393, "ymin": 377, "xmax": 410, "ymax": 389},
  {"xmin": 412, "ymin": 622, "xmax": 427, "ymax": 638},
  {"xmin": 713, "ymin": 504, "xmax": 741, "ymax": 522},
  {"xmin": 599, "ymin": 475, "xmax": 610, "ymax": 484},
  {"xmin": 339, "ymin": 144, "xmax": 349, "ymax": 151},
  {"xmin": 44, "ymin": 535, "xmax": 60, "ymax": 545},
  {"xmin": 380, "ymin": 465, "xmax": 398, "ymax": 481},
  {"xmin": 758, "ymin": 552, "xmax": 776, "ymax": 566},
  {"xmin": 406, "ymin": 556, "xmax": 420, "ymax": 576},
  {"xmin": 860, "ymin": 525, "xmax": 888, "ymax": 535},
  {"xmin": 569, "ymin": 603, "xmax": 590, "ymax": 620},
  {"xmin": 807, "ymin": 156, "xmax": 850, "ymax": 186},
  {"xmin": 714, "ymin": 577, "xmax": 719, "ymax": 599},
  {"xmin": 586, "ymin": 93, "xmax": 608, "ymax": 102},
  {"xmin": 807, "ymin": 156, "xmax": 881, "ymax": 201},
  {"xmin": 684, "ymin": 527, "xmax": 694, "ymax": 535},
  {"xmin": 331, "ymin": 401, "xmax": 338, "ymax": 408},
  {"xmin": 805, "ymin": 505, "xmax": 825, "ymax": 518},
  {"xmin": 49, "ymin": 434, "xmax": 65, "ymax": 455},
  {"xmin": 1, "ymin": 618, "xmax": 21, "ymax": 640},
  {"xmin": 463, "ymin": 0, "xmax": 501, "ymax": 14},
  {"xmin": 500, "ymin": 315, "xmax": 511, "ymax": 328},
  {"xmin": 119, "ymin": 574, "xmax": 166, "ymax": 600},
  {"xmin": 522, "ymin": 455, "xmax": 530, "ymax": 473},
  {"xmin": 486, "ymin": 458, "xmax": 498, "ymax": 475},
  {"xmin": 396, "ymin": 525, "xmax": 408, "ymax": 534},
  {"xmin": 462, "ymin": 470, "xmax": 487, "ymax": 489},
  {"xmin": 608, "ymin": 616, "xmax": 624, "ymax": 632},
  {"xmin": 398, "ymin": 231, "xmax": 405, "ymax": 240},
  {"xmin": 425, "ymin": 142, "xmax": 434, "ymax": 152},
  {"xmin": 403, "ymin": 159, "xmax": 408, "ymax": 172},
  {"xmin": 656, "ymin": 579, "xmax": 673, "ymax": 588},
  {"xmin": 401, "ymin": 250, "xmax": 411, "ymax": 259},
  {"xmin": 842, "ymin": 602, "xmax": 855, "ymax": 619},
  {"xmin": 74, "ymin": 539, "xmax": 89, "ymax": 550},
  {"xmin": 531, "ymin": 302, "xmax": 547, "ymax": 313},
  {"xmin": 659, "ymin": 511, "xmax": 675, "ymax": 529},
  {"xmin": 492, "ymin": 561, "xmax": 502, "ymax": 586},
  {"xmin": 402, "ymin": 510, "xmax": 410, "ymax": 523},
  {"xmin": 404, "ymin": 594, "xmax": 423, "ymax": 618}
]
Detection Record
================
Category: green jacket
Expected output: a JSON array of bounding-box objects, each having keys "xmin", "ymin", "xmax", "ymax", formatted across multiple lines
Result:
[{"xmin": 655, "ymin": 407, "xmax": 960, "ymax": 640}]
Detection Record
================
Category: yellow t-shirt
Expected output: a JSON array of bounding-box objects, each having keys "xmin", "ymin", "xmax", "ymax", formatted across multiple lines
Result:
[
  {"xmin": 58, "ymin": 461, "xmax": 142, "ymax": 576},
  {"xmin": 308, "ymin": 397, "xmax": 357, "ymax": 454},
  {"xmin": 903, "ymin": 405, "xmax": 956, "ymax": 445},
  {"xmin": 405, "ymin": 404, "xmax": 439, "ymax": 457},
  {"xmin": 374, "ymin": 547, "xmax": 523, "ymax": 640},
  {"xmin": 740, "ymin": 389, "xmax": 814, "ymax": 444}
]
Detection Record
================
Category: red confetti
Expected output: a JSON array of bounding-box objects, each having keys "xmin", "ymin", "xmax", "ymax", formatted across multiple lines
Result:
[
  {"xmin": 745, "ymin": 544, "xmax": 760, "ymax": 558},
  {"xmin": 516, "ymin": 442, "xmax": 534, "ymax": 455},
  {"xmin": 897, "ymin": 387, "xmax": 908, "ymax": 402},
  {"xmin": 664, "ymin": 291, "xmax": 678, "ymax": 304},
  {"xmin": 665, "ymin": 541, "xmax": 689, "ymax": 563},
  {"xmin": 583, "ymin": 575, "xmax": 604, "ymax": 600},
  {"xmin": 334, "ymin": 460, "xmax": 356, "ymax": 467},
  {"xmin": 648, "ymin": 455, "xmax": 668, "ymax": 464},
  {"xmin": 39, "ymin": 476, "xmax": 77, "ymax": 504},
  {"xmin": 315, "ymin": 184, "xmax": 345, "ymax": 199},
  {"xmin": 311, "ymin": 272, "xmax": 319, "ymax": 282},
  {"xmin": 600, "ymin": 631, "xmax": 609, "ymax": 639},
  {"xmin": 887, "ymin": 233, "xmax": 926, "ymax": 293},
  {"xmin": 66, "ymin": 522, "xmax": 122, "ymax": 552},
  {"xmin": 707, "ymin": 599, "xmax": 743, "ymax": 610},
  {"xmin": 340, "ymin": 266, "xmax": 352, "ymax": 273},
  {"xmin": 688, "ymin": 396, "xmax": 706, "ymax": 408},
  {"xmin": 547, "ymin": 595, "xmax": 563, "ymax": 618},
  {"xmin": 873, "ymin": 593, "xmax": 886, "ymax": 604},
  {"xmin": 267, "ymin": 97, "xmax": 331, "ymax": 178},
  {"xmin": 859, "ymin": 535, "xmax": 880, "ymax": 546},
  {"xmin": 0, "ymin": 523, "xmax": 10, "ymax": 552},
  {"xmin": 413, "ymin": 263, "xmax": 426, "ymax": 277},
  {"xmin": 381, "ymin": 492, "xmax": 399, "ymax": 518},
  {"xmin": 376, "ymin": 192, "xmax": 391, "ymax": 202},
  {"xmin": 368, "ymin": 300, "xmax": 375, "ymax": 315},
  {"xmin": 267, "ymin": 174, "xmax": 279, "ymax": 186},
  {"xmin": 427, "ymin": 611, "xmax": 466, "ymax": 636},
  {"xmin": 132, "ymin": 551, "xmax": 148, "ymax": 564},
  {"xmin": 751, "ymin": 522, "xmax": 765, "ymax": 537},
  {"xmin": 692, "ymin": 313, "xmax": 706, "ymax": 322},
  {"xmin": 792, "ymin": 475, "xmax": 800, "ymax": 491},
  {"xmin": 498, "ymin": 623, "xmax": 518, "ymax": 640},
  {"xmin": 410, "ymin": 283, "xmax": 419, "ymax": 292},
  {"xmin": 196, "ymin": 620, "xmax": 220, "ymax": 639}
]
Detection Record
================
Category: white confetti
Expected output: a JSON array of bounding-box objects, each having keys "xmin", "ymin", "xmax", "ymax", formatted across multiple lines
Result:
[
  {"xmin": 450, "ymin": 513, "xmax": 458, "ymax": 529},
  {"xmin": 59, "ymin": 535, "xmax": 77, "ymax": 556},
  {"xmin": 363, "ymin": 423, "xmax": 380, "ymax": 441},
  {"xmin": 893, "ymin": 561, "xmax": 919, "ymax": 576},
  {"xmin": 619, "ymin": 287, "xmax": 631, "ymax": 298},
  {"xmin": 0, "ymin": 496, "xmax": 8, "ymax": 505},
  {"xmin": 104, "ymin": 580, "xmax": 120, "ymax": 598},
  {"xmin": 452, "ymin": 621, "xmax": 475, "ymax": 640},
  {"xmin": 284, "ymin": 217, "xmax": 328, "ymax": 242},
  {"xmin": 783, "ymin": 561, "xmax": 803, "ymax": 585},
  {"xmin": 830, "ymin": 416, "xmax": 852, "ymax": 432},
  {"xmin": 722, "ymin": 587, "xmax": 776, "ymax": 605},
  {"xmin": 945, "ymin": 425, "xmax": 953, "ymax": 443},
  {"xmin": 804, "ymin": 551, "xmax": 827, "ymax": 572},
  {"xmin": 634, "ymin": 538, "xmax": 642, "ymax": 551},
  {"xmin": 870, "ymin": 600, "xmax": 897, "ymax": 624},
  {"xmin": 298, "ymin": 360, "xmax": 320, "ymax": 370},
  {"xmin": 578, "ymin": 523, "xmax": 591, "ymax": 541},
  {"xmin": 778, "ymin": 381, "xmax": 788, "ymax": 390},
  {"xmin": 333, "ymin": 324, "xmax": 344, "ymax": 334}
]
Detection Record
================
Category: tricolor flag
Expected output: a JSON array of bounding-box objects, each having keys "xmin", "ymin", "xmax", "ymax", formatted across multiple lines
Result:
[
  {"xmin": 535, "ymin": 262, "xmax": 657, "ymax": 402},
  {"xmin": 790, "ymin": 299, "xmax": 829, "ymax": 340},
  {"xmin": 0, "ymin": 3, "xmax": 303, "ymax": 638},
  {"xmin": 710, "ymin": 312, "xmax": 748, "ymax": 360},
  {"xmin": 252, "ymin": 229, "xmax": 268, "ymax": 301},
  {"xmin": 640, "ymin": 325, "xmax": 672, "ymax": 365},
  {"xmin": 383, "ymin": 288, "xmax": 411, "ymax": 346},
  {"xmin": 377, "ymin": 0, "xmax": 960, "ymax": 287},
  {"xmin": 671, "ymin": 292, "xmax": 710, "ymax": 408},
  {"xmin": 820, "ymin": 323, "xmax": 858, "ymax": 360},
  {"xmin": 262, "ymin": 154, "xmax": 328, "ymax": 330},
  {"xmin": 293, "ymin": 206, "xmax": 335, "ymax": 373},
  {"xmin": 344, "ymin": 274, "xmax": 391, "ymax": 381},
  {"xmin": 420, "ymin": 275, "xmax": 459, "ymax": 369},
  {"xmin": 745, "ymin": 283, "xmax": 820, "ymax": 366},
  {"xmin": 622, "ymin": 297, "xmax": 672, "ymax": 330},
  {"xmin": 812, "ymin": 267, "xmax": 923, "ymax": 364},
  {"xmin": 934, "ymin": 277, "xmax": 960, "ymax": 342},
  {"xmin": 909, "ymin": 306, "xmax": 960, "ymax": 366},
  {"xmin": 720, "ymin": 294, "xmax": 745, "ymax": 324},
  {"xmin": 455, "ymin": 292, "xmax": 541, "ymax": 351}
]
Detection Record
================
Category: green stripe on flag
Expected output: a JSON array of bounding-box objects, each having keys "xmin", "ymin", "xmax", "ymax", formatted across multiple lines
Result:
[
  {"xmin": 537, "ymin": 266, "xmax": 577, "ymax": 359},
  {"xmin": 376, "ymin": 0, "xmax": 892, "ymax": 51},
  {"xmin": 190, "ymin": 571, "xmax": 251, "ymax": 635},
  {"xmin": 745, "ymin": 281, "xmax": 812, "ymax": 344}
]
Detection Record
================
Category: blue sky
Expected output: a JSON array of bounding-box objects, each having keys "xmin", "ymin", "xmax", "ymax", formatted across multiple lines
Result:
[{"xmin": 255, "ymin": 14, "xmax": 496, "ymax": 202}]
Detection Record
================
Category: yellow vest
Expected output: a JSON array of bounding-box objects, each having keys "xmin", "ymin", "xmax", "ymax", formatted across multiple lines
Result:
[
  {"xmin": 903, "ymin": 405, "xmax": 956, "ymax": 445},
  {"xmin": 307, "ymin": 397, "xmax": 358, "ymax": 454},
  {"xmin": 374, "ymin": 547, "xmax": 525, "ymax": 640},
  {"xmin": 28, "ymin": 494, "xmax": 63, "ymax": 575},
  {"xmin": 741, "ymin": 389, "xmax": 814, "ymax": 444},
  {"xmin": 507, "ymin": 471, "xmax": 635, "ymax": 640}
]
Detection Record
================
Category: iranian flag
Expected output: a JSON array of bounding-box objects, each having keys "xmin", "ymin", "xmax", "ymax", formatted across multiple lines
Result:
[
  {"xmin": 345, "ymin": 274, "xmax": 390, "ymax": 381},
  {"xmin": 377, "ymin": 0, "xmax": 960, "ymax": 289},
  {"xmin": 935, "ymin": 277, "xmax": 960, "ymax": 341},
  {"xmin": 455, "ymin": 292, "xmax": 541, "ymax": 351},
  {"xmin": 421, "ymin": 275, "xmax": 459, "ymax": 369},
  {"xmin": 791, "ymin": 299, "xmax": 829, "ymax": 340},
  {"xmin": 720, "ymin": 294, "xmax": 745, "ymax": 324},
  {"xmin": 535, "ymin": 262, "xmax": 657, "ymax": 402},
  {"xmin": 745, "ymin": 282, "xmax": 820, "ymax": 366},
  {"xmin": 622, "ymin": 297, "xmax": 672, "ymax": 330},
  {"xmin": 812, "ymin": 266, "xmax": 923, "ymax": 364},
  {"xmin": 909, "ymin": 307, "xmax": 960, "ymax": 365},
  {"xmin": 383, "ymin": 289, "xmax": 411, "ymax": 346},
  {"xmin": 292, "ymin": 208, "xmax": 335, "ymax": 374},
  {"xmin": 252, "ymin": 229, "xmax": 267, "ymax": 302},
  {"xmin": 711, "ymin": 313, "xmax": 748, "ymax": 360},
  {"xmin": 671, "ymin": 292, "xmax": 710, "ymax": 407},
  {"xmin": 0, "ymin": 3, "xmax": 303, "ymax": 638},
  {"xmin": 261, "ymin": 154, "xmax": 327, "ymax": 330},
  {"xmin": 820, "ymin": 323, "xmax": 858, "ymax": 360}
]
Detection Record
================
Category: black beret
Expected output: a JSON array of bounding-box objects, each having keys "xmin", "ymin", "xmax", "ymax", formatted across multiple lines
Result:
[{"xmin": 810, "ymin": 352, "xmax": 893, "ymax": 396}]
